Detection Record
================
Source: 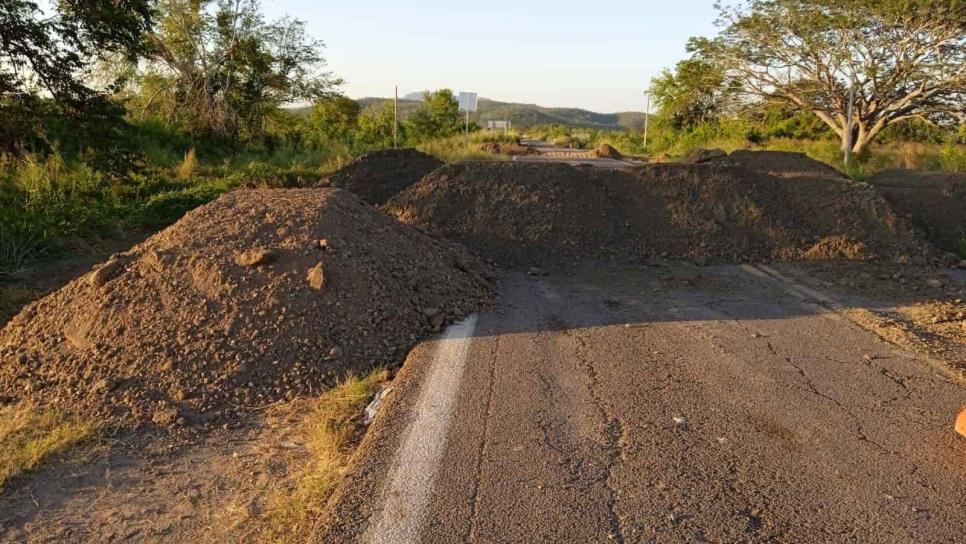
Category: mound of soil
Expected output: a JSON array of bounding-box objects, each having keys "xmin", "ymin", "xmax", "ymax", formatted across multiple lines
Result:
[
  {"xmin": 593, "ymin": 144, "xmax": 622, "ymax": 160},
  {"xmin": 478, "ymin": 141, "xmax": 535, "ymax": 156},
  {"xmin": 0, "ymin": 189, "xmax": 491, "ymax": 427},
  {"xmin": 384, "ymin": 162, "xmax": 929, "ymax": 267},
  {"xmin": 713, "ymin": 150, "xmax": 845, "ymax": 178},
  {"xmin": 326, "ymin": 148, "xmax": 443, "ymax": 205},
  {"xmin": 682, "ymin": 148, "xmax": 727, "ymax": 164},
  {"xmin": 869, "ymin": 169, "xmax": 966, "ymax": 254}
]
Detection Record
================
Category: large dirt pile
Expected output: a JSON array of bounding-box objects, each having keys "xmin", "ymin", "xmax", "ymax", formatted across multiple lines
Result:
[
  {"xmin": 0, "ymin": 189, "xmax": 491, "ymax": 427},
  {"xmin": 709, "ymin": 150, "xmax": 845, "ymax": 178},
  {"xmin": 870, "ymin": 169, "xmax": 966, "ymax": 253},
  {"xmin": 594, "ymin": 144, "xmax": 623, "ymax": 160},
  {"xmin": 384, "ymin": 162, "xmax": 929, "ymax": 267},
  {"xmin": 326, "ymin": 148, "xmax": 443, "ymax": 205}
]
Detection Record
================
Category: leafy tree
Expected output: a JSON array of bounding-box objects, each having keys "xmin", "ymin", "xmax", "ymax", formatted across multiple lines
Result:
[
  {"xmin": 692, "ymin": 0, "xmax": 966, "ymax": 155},
  {"xmin": 356, "ymin": 101, "xmax": 399, "ymax": 149},
  {"xmin": 309, "ymin": 95, "xmax": 361, "ymax": 143},
  {"xmin": 406, "ymin": 89, "xmax": 461, "ymax": 140},
  {"xmin": 0, "ymin": 0, "xmax": 153, "ymax": 168},
  {"xmin": 649, "ymin": 58, "xmax": 731, "ymax": 129},
  {"xmin": 136, "ymin": 0, "xmax": 342, "ymax": 144}
]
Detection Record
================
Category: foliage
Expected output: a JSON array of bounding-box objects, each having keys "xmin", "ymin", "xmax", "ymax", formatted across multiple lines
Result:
[
  {"xmin": 355, "ymin": 100, "xmax": 400, "ymax": 149},
  {"xmin": 406, "ymin": 89, "xmax": 462, "ymax": 141},
  {"xmin": 0, "ymin": 0, "xmax": 153, "ymax": 170},
  {"xmin": 649, "ymin": 58, "xmax": 731, "ymax": 130},
  {"xmin": 308, "ymin": 95, "xmax": 361, "ymax": 145},
  {"xmin": 693, "ymin": 0, "xmax": 966, "ymax": 154},
  {"xmin": 134, "ymin": 0, "xmax": 342, "ymax": 144}
]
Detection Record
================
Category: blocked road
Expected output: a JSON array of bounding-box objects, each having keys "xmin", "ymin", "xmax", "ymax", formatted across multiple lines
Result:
[{"xmin": 317, "ymin": 264, "xmax": 966, "ymax": 543}]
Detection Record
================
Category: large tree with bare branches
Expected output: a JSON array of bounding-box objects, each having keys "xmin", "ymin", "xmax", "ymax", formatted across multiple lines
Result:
[{"xmin": 692, "ymin": 0, "xmax": 966, "ymax": 155}]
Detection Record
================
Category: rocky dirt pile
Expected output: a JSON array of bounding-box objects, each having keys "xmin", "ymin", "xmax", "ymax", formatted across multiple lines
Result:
[
  {"xmin": 708, "ymin": 150, "xmax": 845, "ymax": 178},
  {"xmin": 478, "ymin": 141, "xmax": 535, "ymax": 156},
  {"xmin": 0, "ymin": 189, "xmax": 491, "ymax": 428},
  {"xmin": 326, "ymin": 148, "xmax": 443, "ymax": 205},
  {"xmin": 869, "ymin": 169, "xmax": 966, "ymax": 255},
  {"xmin": 384, "ymin": 161, "xmax": 930, "ymax": 267},
  {"xmin": 593, "ymin": 144, "xmax": 622, "ymax": 160}
]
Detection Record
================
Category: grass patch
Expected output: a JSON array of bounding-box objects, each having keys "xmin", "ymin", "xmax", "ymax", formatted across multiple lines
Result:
[
  {"xmin": 418, "ymin": 132, "xmax": 515, "ymax": 163},
  {"xmin": 262, "ymin": 369, "xmax": 389, "ymax": 542},
  {"xmin": 0, "ymin": 404, "xmax": 98, "ymax": 489}
]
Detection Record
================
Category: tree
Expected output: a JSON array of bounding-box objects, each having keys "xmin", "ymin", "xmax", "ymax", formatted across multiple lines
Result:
[
  {"xmin": 649, "ymin": 58, "xmax": 731, "ymax": 129},
  {"xmin": 136, "ymin": 0, "xmax": 342, "ymax": 144},
  {"xmin": 692, "ymin": 0, "xmax": 966, "ymax": 155},
  {"xmin": 406, "ymin": 89, "xmax": 461, "ymax": 141},
  {"xmin": 309, "ymin": 95, "xmax": 360, "ymax": 143},
  {"xmin": 0, "ymin": 0, "xmax": 152, "ymax": 166},
  {"xmin": 356, "ymin": 101, "xmax": 399, "ymax": 148}
]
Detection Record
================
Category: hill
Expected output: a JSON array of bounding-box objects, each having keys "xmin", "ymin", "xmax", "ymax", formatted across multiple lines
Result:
[{"xmin": 355, "ymin": 97, "xmax": 646, "ymax": 131}]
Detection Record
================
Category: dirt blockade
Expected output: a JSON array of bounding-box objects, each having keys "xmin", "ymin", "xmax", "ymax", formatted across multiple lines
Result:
[
  {"xmin": 385, "ymin": 161, "xmax": 931, "ymax": 267},
  {"xmin": 869, "ymin": 169, "xmax": 966, "ymax": 255},
  {"xmin": 0, "ymin": 189, "xmax": 491, "ymax": 428},
  {"xmin": 326, "ymin": 148, "xmax": 444, "ymax": 205}
]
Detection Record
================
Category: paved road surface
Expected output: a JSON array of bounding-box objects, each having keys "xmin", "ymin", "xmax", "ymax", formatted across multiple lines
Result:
[{"xmin": 317, "ymin": 264, "xmax": 966, "ymax": 543}]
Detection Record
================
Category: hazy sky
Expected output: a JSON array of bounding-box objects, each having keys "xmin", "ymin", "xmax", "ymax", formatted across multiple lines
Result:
[{"xmin": 262, "ymin": 1, "xmax": 720, "ymax": 112}]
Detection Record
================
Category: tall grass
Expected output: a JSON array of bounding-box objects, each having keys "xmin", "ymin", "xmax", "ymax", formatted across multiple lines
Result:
[
  {"xmin": 262, "ymin": 369, "xmax": 388, "ymax": 543},
  {"xmin": 417, "ymin": 131, "xmax": 518, "ymax": 162}
]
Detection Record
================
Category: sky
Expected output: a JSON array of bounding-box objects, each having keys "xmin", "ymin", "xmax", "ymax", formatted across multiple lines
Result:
[{"xmin": 261, "ymin": 1, "xmax": 720, "ymax": 113}]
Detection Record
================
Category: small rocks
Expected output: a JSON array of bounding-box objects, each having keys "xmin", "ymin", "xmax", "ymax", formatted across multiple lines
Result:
[
  {"xmin": 328, "ymin": 345, "xmax": 343, "ymax": 359},
  {"xmin": 93, "ymin": 378, "xmax": 118, "ymax": 395},
  {"xmin": 90, "ymin": 258, "xmax": 126, "ymax": 288},
  {"xmin": 152, "ymin": 406, "xmax": 181, "ymax": 426},
  {"xmin": 306, "ymin": 263, "xmax": 326, "ymax": 291},
  {"xmin": 527, "ymin": 267, "xmax": 548, "ymax": 277},
  {"xmin": 234, "ymin": 248, "xmax": 278, "ymax": 267},
  {"xmin": 958, "ymin": 261, "xmax": 966, "ymax": 270}
]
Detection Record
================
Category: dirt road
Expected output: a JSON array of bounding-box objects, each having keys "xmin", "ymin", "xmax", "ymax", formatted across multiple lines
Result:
[
  {"xmin": 318, "ymin": 264, "xmax": 966, "ymax": 543},
  {"xmin": 513, "ymin": 139, "xmax": 638, "ymax": 168}
]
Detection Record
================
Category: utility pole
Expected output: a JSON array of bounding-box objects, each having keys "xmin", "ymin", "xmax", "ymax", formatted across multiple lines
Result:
[
  {"xmin": 643, "ymin": 91, "xmax": 650, "ymax": 149},
  {"xmin": 393, "ymin": 85, "xmax": 398, "ymax": 148},
  {"xmin": 844, "ymin": 76, "xmax": 855, "ymax": 168}
]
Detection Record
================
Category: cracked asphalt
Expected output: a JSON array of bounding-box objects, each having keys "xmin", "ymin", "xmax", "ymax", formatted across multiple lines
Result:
[{"xmin": 316, "ymin": 264, "xmax": 966, "ymax": 543}]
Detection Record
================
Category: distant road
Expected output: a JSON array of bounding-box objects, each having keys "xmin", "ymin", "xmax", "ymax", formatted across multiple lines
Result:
[
  {"xmin": 513, "ymin": 139, "xmax": 641, "ymax": 168},
  {"xmin": 317, "ymin": 264, "xmax": 966, "ymax": 543}
]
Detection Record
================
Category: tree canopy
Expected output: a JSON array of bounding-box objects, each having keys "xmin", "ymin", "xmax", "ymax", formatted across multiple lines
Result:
[
  {"xmin": 0, "ymin": 0, "xmax": 153, "ymax": 164},
  {"xmin": 691, "ymin": 0, "xmax": 966, "ymax": 154}
]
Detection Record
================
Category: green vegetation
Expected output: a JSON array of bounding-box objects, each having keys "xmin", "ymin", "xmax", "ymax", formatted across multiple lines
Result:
[
  {"xmin": 263, "ymin": 369, "xmax": 388, "ymax": 543},
  {"xmin": 0, "ymin": 405, "xmax": 98, "ymax": 489}
]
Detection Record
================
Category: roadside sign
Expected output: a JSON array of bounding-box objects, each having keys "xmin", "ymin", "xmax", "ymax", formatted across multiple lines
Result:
[{"xmin": 458, "ymin": 92, "xmax": 478, "ymax": 112}]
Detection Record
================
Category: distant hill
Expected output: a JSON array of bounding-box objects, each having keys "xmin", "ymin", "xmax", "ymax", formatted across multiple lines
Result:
[
  {"xmin": 290, "ymin": 97, "xmax": 647, "ymax": 131},
  {"xmin": 357, "ymin": 97, "xmax": 646, "ymax": 131}
]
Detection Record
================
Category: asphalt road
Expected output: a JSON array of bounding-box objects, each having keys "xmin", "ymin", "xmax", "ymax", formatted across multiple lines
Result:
[{"xmin": 317, "ymin": 264, "xmax": 966, "ymax": 543}]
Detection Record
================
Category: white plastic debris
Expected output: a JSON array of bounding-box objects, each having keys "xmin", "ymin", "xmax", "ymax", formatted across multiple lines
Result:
[{"xmin": 364, "ymin": 386, "xmax": 393, "ymax": 424}]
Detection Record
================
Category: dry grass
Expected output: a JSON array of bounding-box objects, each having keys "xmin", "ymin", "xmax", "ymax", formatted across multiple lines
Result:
[
  {"xmin": 262, "ymin": 369, "xmax": 389, "ymax": 542},
  {"xmin": 0, "ymin": 404, "xmax": 98, "ymax": 489}
]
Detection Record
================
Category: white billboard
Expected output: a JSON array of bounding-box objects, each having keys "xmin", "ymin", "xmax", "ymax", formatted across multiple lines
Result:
[{"xmin": 458, "ymin": 92, "xmax": 478, "ymax": 112}]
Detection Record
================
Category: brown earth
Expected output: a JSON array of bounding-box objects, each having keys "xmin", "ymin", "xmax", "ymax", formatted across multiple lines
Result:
[
  {"xmin": 326, "ymin": 148, "xmax": 444, "ymax": 205},
  {"xmin": 385, "ymin": 161, "xmax": 931, "ymax": 268},
  {"xmin": 593, "ymin": 143, "xmax": 622, "ymax": 160},
  {"xmin": 0, "ymin": 188, "xmax": 491, "ymax": 429},
  {"xmin": 868, "ymin": 169, "xmax": 966, "ymax": 254},
  {"xmin": 478, "ymin": 141, "xmax": 535, "ymax": 156},
  {"xmin": 681, "ymin": 148, "xmax": 727, "ymax": 164},
  {"xmin": 709, "ymin": 149, "xmax": 846, "ymax": 178}
]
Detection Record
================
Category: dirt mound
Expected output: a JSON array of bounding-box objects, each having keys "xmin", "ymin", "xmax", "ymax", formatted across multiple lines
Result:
[
  {"xmin": 384, "ymin": 162, "xmax": 929, "ymax": 267},
  {"xmin": 713, "ymin": 150, "xmax": 845, "ymax": 178},
  {"xmin": 870, "ymin": 169, "xmax": 966, "ymax": 253},
  {"xmin": 326, "ymin": 148, "xmax": 443, "ymax": 205},
  {"xmin": 593, "ymin": 144, "xmax": 622, "ymax": 160},
  {"xmin": 0, "ymin": 189, "xmax": 491, "ymax": 427},
  {"xmin": 478, "ymin": 141, "xmax": 534, "ymax": 156},
  {"xmin": 681, "ymin": 148, "xmax": 727, "ymax": 164}
]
